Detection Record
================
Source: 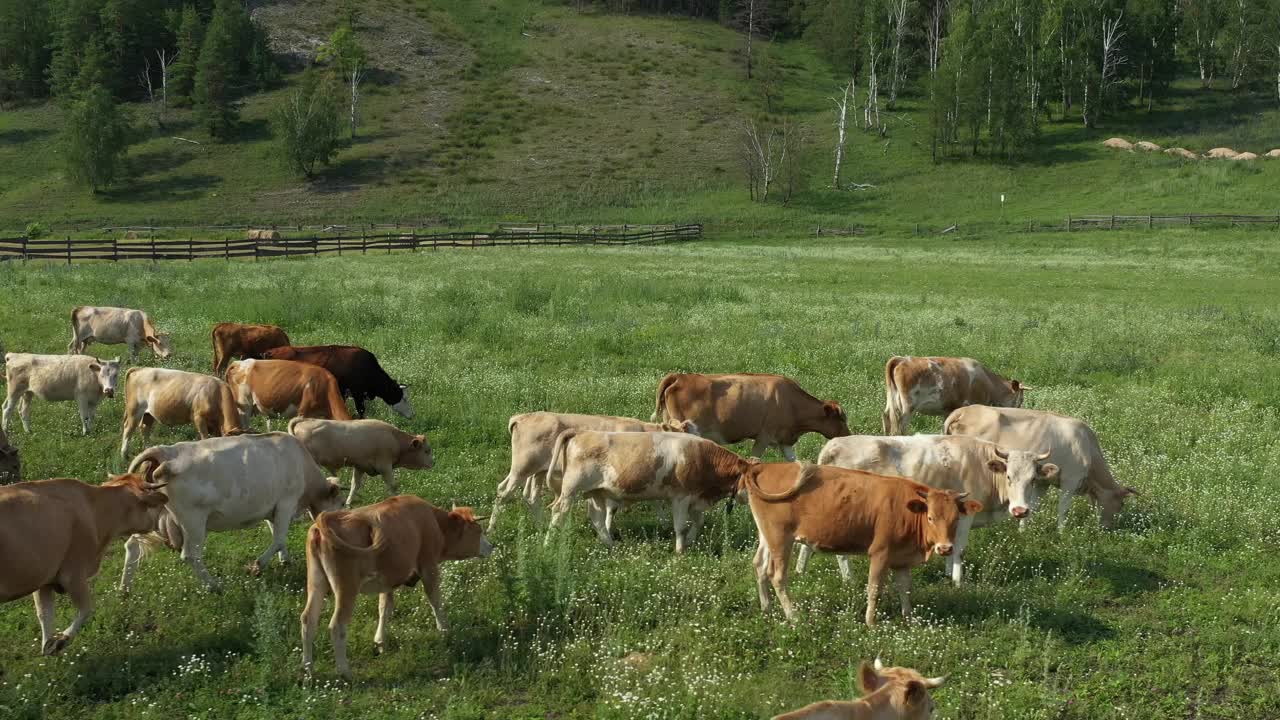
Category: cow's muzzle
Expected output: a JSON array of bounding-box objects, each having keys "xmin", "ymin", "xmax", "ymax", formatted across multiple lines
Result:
[
  {"xmin": 1010, "ymin": 506, "xmax": 1029, "ymax": 519},
  {"xmin": 934, "ymin": 543, "xmax": 954, "ymax": 556},
  {"xmin": 103, "ymin": 389, "xmax": 115, "ymax": 398}
]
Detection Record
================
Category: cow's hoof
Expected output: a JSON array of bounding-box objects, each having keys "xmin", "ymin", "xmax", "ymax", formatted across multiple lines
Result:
[
  {"xmin": 247, "ymin": 562, "xmax": 264, "ymax": 578},
  {"xmin": 42, "ymin": 634, "xmax": 69, "ymax": 656},
  {"xmin": 374, "ymin": 643, "xmax": 386, "ymax": 656}
]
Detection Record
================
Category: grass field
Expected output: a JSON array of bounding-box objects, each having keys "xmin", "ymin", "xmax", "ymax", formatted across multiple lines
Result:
[{"xmin": 1, "ymin": 231, "xmax": 1279, "ymax": 718}]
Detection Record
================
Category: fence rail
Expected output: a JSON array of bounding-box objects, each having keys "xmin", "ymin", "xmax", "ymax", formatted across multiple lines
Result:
[
  {"xmin": 0, "ymin": 224, "xmax": 702, "ymax": 263},
  {"xmin": 1066, "ymin": 214, "xmax": 1280, "ymax": 231}
]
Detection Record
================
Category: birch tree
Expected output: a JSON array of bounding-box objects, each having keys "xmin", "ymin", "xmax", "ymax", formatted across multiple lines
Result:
[
  {"xmin": 926, "ymin": 0, "xmax": 948, "ymax": 76},
  {"xmin": 831, "ymin": 77, "xmax": 855, "ymax": 186},
  {"xmin": 884, "ymin": 0, "xmax": 910, "ymax": 107},
  {"xmin": 318, "ymin": 25, "xmax": 368, "ymax": 139}
]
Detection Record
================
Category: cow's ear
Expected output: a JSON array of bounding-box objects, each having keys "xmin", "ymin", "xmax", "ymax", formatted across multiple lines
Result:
[
  {"xmin": 858, "ymin": 662, "xmax": 883, "ymax": 693},
  {"xmin": 411, "ymin": 436, "xmax": 424, "ymax": 449},
  {"xmin": 145, "ymin": 335, "xmax": 157, "ymax": 343},
  {"xmin": 986, "ymin": 459, "xmax": 1007, "ymax": 474},
  {"xmin": 962, "ymin": 499, "xmax": 984, "ymax": 515},
  {"xmin": 907, "ymin": 499, "xmax": 928, "ymax": 514},
  {"xmin": 903, "ymin": 680, "xmax": 928, "ymax": 706},
  {"xmin": 1038, "ymin": 462, "xmax": 1059, "ymax": 479},
  {"xmin": 88, "ymin": 363, "xmax": 101, "ymax": 373},
  {"xmin": 824, "ymin": 401, "xmax": 842, "ymax": 417}
]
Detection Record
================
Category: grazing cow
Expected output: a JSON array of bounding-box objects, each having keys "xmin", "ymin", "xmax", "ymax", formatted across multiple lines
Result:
[
  {"xmin": 119, "ymin": 368, "xmax": 244, "ymax": 457},
  {"xmin": 652, "ymin": 372, "xmax": 850, "ymax": 461},
  {"xmin": 0, "ymin": 475, "xmax": 168, "ymax": 655},
  {"xmin": 944, "ymin": 405, "xmax": 1137, "ymax": 529},
  {"xmin": 488, "ymin": 411, "xmax": 698, "ymax": 531},
  {"xmin": 773, "ymin": 658, "xmax": 946, "ymax": 720},
  {"xmin": 3, "ymin": 353, "xmax": 121, "ymax": 435},
  {"xmin": 259, "ymin": 345, "xmax": 412, "ymax": 418},
  {"xmin": 547, "ymin": 431, "xmax": 755, "ymax": 553},
  {"xmin": 225, "ymin": 358, "xmax": 352, "ymax": 426},
  {"xmin": 211, "ymin": 322, "xmax": 290, "ymax": 375},
  {"xmin": 288, "ymin": 418, "xmax": 433, "ymax": 507},
  {"xmin": 120, "ymin": 433, "xmax": 344, "ymax": 592},
  {"xmin": 300, "ymin": 496, "xmax": 493, "ymax": 680},
  {"xmin": 881, "ymin": 356, "xmax": 1027, "ymax": 435},
  {"xmin": 68, "ymin": 306, "xmax": 172, "ymax": 359},
  {"xmin": 806, "ymin": 434, "xmax": 1058, "ymax": 585},
  {"xmin": 0, "ymin": 427, "xmax": 18, "ymax": 483},
  {"xmin": 742, "ymin": 463, "xmax": 981, "ymax": 624}
]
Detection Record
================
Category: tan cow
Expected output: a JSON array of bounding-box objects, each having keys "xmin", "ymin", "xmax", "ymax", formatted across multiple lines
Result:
[
  {"xmin": 944, "ymin": 405, "xmax": 1137, "ymax": 529},
  {"xmin": 119, "ymin": 368, "xmax": 244, "ymax": 457},
  {"xmin": 742, "ymin": 463, "xmax": 981, "ymax": 624},
  {"xmin": 211, "ymin": 322, "xmax": 290, "ymax": 375},
  {"xmin": 300, "ymin": 497, "xmax": 493, "ymax": 680},
  {"xmin": 288, "ymin": 418, "xmax": 433, "ymax": 507},
  {"xmin": 68, "ymin": 306, "xmax": 172, "ymax": 359},
  {"xmin": 773, "ymin": 658, "xmax": 946, "ymax": 720},
  {"xmin": 652, "ymin": 372, "xmax": 850, "ymax": 461},
  {"xmin": 546, "ymin": 430, "xmax": 756, "ymax": 553},
  {"xmin": 3, "ymin": 353, "xmax": 121, "ymax": 435},
  {"xmin": 225, "ymin": 358, "xmax": 352, "ymax": 427},
  {"xmin": 0, "ymin": 475, "xmax": 168, "ymax": 655},
  {"xmin": 0, "ymin": 426, "xmax": 18, "ymax": 483},
  {"xmin": 882, "ymin": 356, "xmax": 1027, "ymax": 435},
  {"xmin": 488, "ymin": 411, "xmax": 698, "ymax": 531}
]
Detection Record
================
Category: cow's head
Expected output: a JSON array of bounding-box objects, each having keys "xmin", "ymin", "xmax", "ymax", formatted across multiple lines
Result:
[
  {"xmin": 309, "ymin": 478, "xmax": 346, "ymax": 517},
  {"xmin": 661, "ymin": 419, "xmax": 700, "ymax": 435},
  {"xmin": 988, "ymin": 446, "xmax": 1058, "ymax": 519},
  {"xmin": 860, "ymin": 657, "xmax": 945, "ymax": 720},
  {"xmin": 1094, "ymin": 485, "xmax": 1139, "ymax": 529},
  {"xmin": 147, "ymin": 333, "xmax": 173, "ymax": 359},
  {"xmin": 90, "ymin": 358, "xmax": 121, "ymax": 398},
  {"xmin": 400, "ymin": 434, "xmax": 433, "ymax": 470},
  {"xmin": 391, "ymin": 385, "xmax": 414, "ymax": 418},
  {"xmin": 1005, "ymin": 379, "xmax": 1030, "ymax": 407},
  {"xmin": 819, "ymin": 401, "xmax": 852, "ymax": 439},
  {"xmin": 909, "ymin": 487, "xmax": 982, "ymax": 558},
  {"xmin": 443, "ymin": 506, "xmax": 494, "ymax": 560},
  {"xmin": 104, "ymin": 472, "xmax": 170, "ymax": 535}
]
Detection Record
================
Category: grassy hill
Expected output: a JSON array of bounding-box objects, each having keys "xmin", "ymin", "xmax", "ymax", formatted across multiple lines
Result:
[{"xmin": 0, "ymin": 0, "xmax": 1278, "ymax": 231}]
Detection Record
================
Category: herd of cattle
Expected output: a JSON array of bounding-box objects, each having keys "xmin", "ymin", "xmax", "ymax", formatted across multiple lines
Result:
[{"xmin": 0, "ymin": 305, "xmax": 1140, "ymax": 718}]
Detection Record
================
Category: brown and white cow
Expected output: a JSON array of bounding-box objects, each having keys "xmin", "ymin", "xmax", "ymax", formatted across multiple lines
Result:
[
  {"xmin": 0, "ymin": 475, "xmax": 168, "ymax": 655},
  {"xmin": 882, "ymin": 356, "xmax": 1027, "ymax": 435},
  {"xmin": 3, "ymin": 353, "xmax": 121, "ymax": 435},
  {"xmin": 488, "ymin": 411, "xmax": 698, "ymax": 531},
  {"xmin": 211, "ymin": 322, "xmax": 290, "ymax": 376},
  {"xmin": 652, "ymin": 372, "xmax": 850, "ymax": 461},
  {"xmin": 0, "ymin": 426, "xmax": 18, "ymax": 483},
  {"xmin": 808, "ymin": 434, "xmax": 1058, "ymax": 585},
  {"xmin": 300, "ymin": 496, "xmax": 493, "ymax": 680},
  {"xmin": 944, "ymin": 405, "xmax": 1137, "ymax": 530},
  {"xmin": 68, "ymin": 306, "xmax": 172, "ymax": 359},
  {"xmin": 546, "ymin": 430, "xmax": 755, "ymax": 553},
  {"xmin": 773, "ymin": 658, "xmax": 946, "ymax": 720},
  {"xmin": 742, "ymin": 462, "xmax": 981, "ymax": 625},
  {"xmin": 288, "ymin": 418, "xmax": 433, "ymax": 507},
  {"xmin": 225, "ymin": 358, "xmax": 352, "ymax": 427},
  {"xmin": 119, "ymin": 367, "xmax": 244, "ymax": 457}
]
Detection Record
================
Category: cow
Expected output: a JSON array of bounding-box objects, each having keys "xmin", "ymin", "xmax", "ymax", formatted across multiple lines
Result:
[
  {"xmin": 0, "ymin": 427, "xmax": 18, "ymax": 483},
  {"xmin": 773, "ymin": 658, "xmax": 946, "ymax": 720},
  {"xmin": 651, "ymin": 373, "xmax": 850, "ymax": 461},
  {"xmin": 259, "ymin": 345, "xmax": 412, "ymax": 419},
  {"xmin": 68, "ymin": 306, "xmax": 172, "ymax": 359},
  {"xmin": 211, "ymin": 322, "xmax": 290, "ymax": 376},
  {"xmin": 3, "ymin": 353, "xmax": 121, "ymax": 435},
  {"xmin": 300, "ymin": 496, "xmax": 493, "ymax": 680},
  {"xmin": 944, "ymin": 405, "xmax": 1137, "ymax": 530},
  {"xmin": 0, "ymin": 475, "xmax": 168, "ymax": 655},
  {"xmin": 488, "ymin": 411, "xmax": 698, "ymax": 531},
  {"xmin": 742, "ymin": 462, "xmax": 981, "ymax": 625},
  {"xmin": 288, "ymin": 418, "xmax": 433, "ymax": 507},
  {"xmin": 120, "ymin": 433, "xmax": 344, "ymax": 592},
  {"xmin": 546, "ymin": 431, "xmax": 755, "ymax": 553},
  {"xmin": 225, "ymin": 358, "xmax": 352, "ymax": 427},
  {"xmin": 119, "ymin": 368, "xmax": 244, "ymax": 458},
  {"xmin": 881, "ymin": 356, "xmax": 1027, "ymax": 435},
  {"xmin": 805, "ymin": 434, "xmax": 1058, "ymax": 585}
]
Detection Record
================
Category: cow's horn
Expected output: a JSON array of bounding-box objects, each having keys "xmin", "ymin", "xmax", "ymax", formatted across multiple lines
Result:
[
  {"xmin": 993, "ymin": 446, "xmax": 1009, "ymax": 460},
  {"xmin": 144, "ymin": 481, "xmax": 167, "ymax": 490},
  {"xmin": 873, "ymin": 657, "xmax": 885, "ymax": 671},
  {"xmin": 471, "ymin": 514, "xmax": 490, "ymax": 524},
  {"xmin": 923, "ymin": 675, "xmax": 948, "ymax": 688},
  {"xmin": 1036, "ymin": 448, "xmax": 1052, "ymax": 461},
  {"xmin": 954, "ymin": 491, "xmax": 969, "ymax": 500}
]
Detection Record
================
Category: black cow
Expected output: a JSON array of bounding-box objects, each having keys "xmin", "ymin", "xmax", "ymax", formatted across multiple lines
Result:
[{"xmin": 258, "ymin": 345, "xmax": 413, "ymax": 418}]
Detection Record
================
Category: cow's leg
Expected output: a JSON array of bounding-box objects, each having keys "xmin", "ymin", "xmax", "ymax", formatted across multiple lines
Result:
[
  {"xmin": 77, "ymin": 396, "xmax": 96, "ymax": 435},
  {"xmin": 2, "ymin": 387, "xmax": 19, "ymax": 432},
  {"xmin": 795, "ymin": 543, "xmax": 813, "ymax": 573},
  {"xmin": 301, "ymin": 536, "xmax": 329, "ymax": 677},
  {"xmin": 329, "ymin": 584, "xmax": 358, "ymax": 680},
  {"xmin": 421, "ymin": 565, "xmax": 448, "ymax": 631},
  {"xmin": 685, "ymin": 506, "xmax": 707, "ymax": 547},
  {"xmin": 779, "ymin": 444, "xmax": 798, "ymax": 462},
  {"xmin": 865, "ymin": 553, "xmax": 888, "ymax": 626},
  {"xmin": 33, "ymin": 586, "xmax": 57, "ymax": 653},
  {"xmin": 345, "ymin": 469, "xmax": 366, "ymax": 508},
  {"xmin": 748, "ymin": 439, "xmax": 768, "ymax": 458},
  {"xmin": 670, "ymin": 497, "xmax": 691, "ymax": 554},
  {"xmin": 178, "ymin": 519, "xmax": 220, "ymax": 592},
  {"xmin": 253, "ymin": 504, "xmax": 294, "ymax": 573},
  {"xmin": 46, "ymin": 575, "xmax": 93, "ymax": 655},
  {"xmin": 379, "ymin": 465, "xmax": 398, "ymax": 497},
  {"xmin": 374, "ymin": 591, "xmax": 395, "ymax": 654},
  {"xmin": 950, "ymin": 514, "xmax": 974, "ymax": 586},
  {"xmin": 893, "ymin": 568, "xmax": 914, "ymax": 619},
  {"xmin": 527, "ymin": 473, "xmax": 547, "ymax": 526},
  {"xmin": 585, "ymin": 498, "xmax": 612, "ymax": 545},
  {"xmin": 489, "ymin": 470, "xmax": 523, "ymax": 532},
  {"xmin": 765, "ymin": 537, "xmax": 796, "ymax": 620},
  {"xmin": 752, "ymin": 540, "xmax": 773, "ymax": 613},
  {"xmin": 18, "ymin": 392, "xmax": 34, "ymax": 433},
  {"xmin": 118, "ymin": 534, "xmax": 147, "ymax": 592},
  {"xmin": 1056, "ymin": 478, "xmax": 1081, "ymax": 532},
  {"xmin": 354, "ymin": 395, "xmax": 367, "ymax": 419},
  {"xmin": 119, "ymin": 407, "xmax": 142, "ymax": 457}
]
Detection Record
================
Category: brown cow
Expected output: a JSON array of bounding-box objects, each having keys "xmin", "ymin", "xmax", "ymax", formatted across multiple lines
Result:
[
  {"xmin": 300, "ymin": 497, "xmax": 493, "ymax": 680},
  {"xmin": 0, "ymin": 475, "xmax": 168, "ymax": 655},
  {"xmin": 742, "ymin": 463, "xmax": 981, "ymax": 625},
  {"xmin": 119, "ymin": 367, "xmax": 244, "ymax": 457},
  {"xmin": 225, "ymin": 358, "xmax": 352, "ymax": 427},
  {"xmin": 882, "ymin": 356, "xmax": 1027, "ymax": 435},
  {"xmin": 211, "ymin": 322, "xmax": 290, "ymax": 375},
  {"xmin": 773, "ymin": 658, "xmax": 946, "ymax": 720},
  {"xmin": 652, "ymin": 373, "xmax": 850, "ymax": 461}
]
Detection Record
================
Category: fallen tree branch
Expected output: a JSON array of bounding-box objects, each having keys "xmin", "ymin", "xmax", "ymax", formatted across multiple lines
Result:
[{"xmin": 171, "ymin": 136, "xmax": 201, "ymax": 145}]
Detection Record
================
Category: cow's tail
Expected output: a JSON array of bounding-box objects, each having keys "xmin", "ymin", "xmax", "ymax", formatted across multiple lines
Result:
[
  {"xmin": 326, "ymin": 378, "xmax": 352, "ymax": 421},
  {"xmin": 210, "ymin": 325, "xmax": 224, "ymax": 373},
  {"xmin": 508, "ymin": 414, "xmax": 522, "ymax": 437},
  {"xmin": 545, "ymin": 429, "xmax": 577, "ymax": 495},
  {"xmin": 743, "ymin": 462, "xmax": 814, "ymax": 502},
  {"xmin": 68, "ymin": 306, "xmax": 86, "ymax": 353},
  {"xmin": 882, "ymin": 356, "xmax": 907, "ymax": 434},
  {"xmin": 942, "ymin": 408, "xmax": 964, "ymax": 436},
  {"xmin": 651, "ymin": 373, "xmax": 680, "ymax": 422},
  {"xmin": 314, "ymin": 512, "xmax": 384, "ymax": 555},
  {"xmin": 287, "ymin": 416, "xmax": 310, "ymax": 436}
]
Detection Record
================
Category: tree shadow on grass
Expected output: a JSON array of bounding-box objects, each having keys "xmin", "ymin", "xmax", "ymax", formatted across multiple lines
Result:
[
  {"xmin": 931, "ymin": 593, "xmax": 1116, "ymax": 645},
  {"xmin": 1088, "ymin": 560, "xmax": 1164, "ymax": 597},
  {"xmin": 70, "ymin": 631, "xmax": 251, "ymax": 701},
  {"xmin": 101, "ymin": 173, "xmax": 220, "ymax": 203},
  {"xmin": 0, "ymin": 127, "xmax": 55, "ymax": 146}
]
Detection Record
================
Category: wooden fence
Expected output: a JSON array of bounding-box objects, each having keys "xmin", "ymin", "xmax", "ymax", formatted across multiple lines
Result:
[
  {"xmin": 0, "ymin": 224, "xmax": 702, "ymax": 263},
  {"xmin": 1065, "ymin": 214, "xmax": 1280, "ymax": 231}
]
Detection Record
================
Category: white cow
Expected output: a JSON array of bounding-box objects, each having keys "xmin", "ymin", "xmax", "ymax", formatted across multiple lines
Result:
[
  {"xmin": 3, "ymin": 353, "xmax": 121, "ymax": 435},
  {"xmin": 807, "ymin": 434, "xmax": 1059, "ymax": 585},
  {"xmin": 68, "ymin": 306, "xmax": 172, "ymax": 359},
  {"xmin": 287, "ymin": 418, "xmax": 433, "ymax": 507},
  {"xmin": 120, "ymin": 433, "xmax": 344, "ymax": 592}
]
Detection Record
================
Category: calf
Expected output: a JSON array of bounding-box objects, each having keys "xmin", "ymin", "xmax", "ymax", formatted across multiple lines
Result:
[
  {"xmin": 211, "ymin": 322, "xmax": 290, "ymax": 375},
  {"xmin": 288, "ymin": 418, "xmax": 433, "ymax": 507},
  {"xmin": 652, "ymin": 372, "xmax": 849, "ymax": 461},
  {"xmin": 68, "ymin": 306, "xmax": 172, "ymax": 359},
  {"xmin": 0, "ymin": 475, "xmax": 167, "ymax": 655},
  {"xmin": 547, "ymin": 431, "xmax": 755, "ymax": 553},
  {"xmin": 0, "ymin": 427, "xmax": 18, "ymax": 483},
  {"xmin": 3, "ymin": 353, "xmax": 120, "ymax": 435},
  {"xmin": 489, "ymin": 411, "xmax": 697, "ymax": 531},
  {"xmin": 259, "ymin": 345, "xmax": 412, "ymax": 418},
  {"xmin": 225, "ymin": 358, "xmax": 352, "ymax": 426},
  {"xmin": 882, "ymin": 356, "xmax": 1026, "ymax": 435},
  {"xmin": 743, "ymin": 463, "xmax": 981, "ymax": 624},
  {"xmin": 300, "ymin": 496, "xmax": 493, "ymax": 680},
  {"xmin": 119, "ymin": 367, "xmax": 244, "ymax": 457},
  {"xmin": 774, "ymin": 658, "xmax": 946, "ymax": 720},
  {"xmin": 120, "ymin": 433, "xmax": 344, "ymax": 592}
]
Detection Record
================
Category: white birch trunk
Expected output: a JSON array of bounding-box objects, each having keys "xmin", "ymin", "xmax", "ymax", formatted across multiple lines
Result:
[{"xmin": 831, "ymin": 77, "xmax": 854, "ymax": 187}]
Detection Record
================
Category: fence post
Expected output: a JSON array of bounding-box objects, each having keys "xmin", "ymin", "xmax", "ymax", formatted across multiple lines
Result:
[
  {"xmin": 338, "ymin": 236, "xmax": 343, "ymax": 257},
  {"xmin": 66, "ymin": 236, "xmax": 71, "ymax": 265},
  {"xmin": 1066, "ymin": 214, "xmax": 1071, "ymax": 232},
  {"xmin": 1110, "ymin": 215, "xmax": 1115, "ymax": 230},
  {"xmin": 151, "ymin": 234, "xmax": 157, "ymax": 263},
  {"xmin": 313, "ymin": 236, "xmax": 318, "ymax": 258},
  {"xmin": 22, "ymin": 236, "xmax": 27, "ymax": 262},
  {"xmin": 362, "ymin": 233, "xmax": 367, "ymax": 255},
  {"xmin": 188, "ymin": 237, "xmax": 193, "ymax": 262},
  {"xmin": 224, "ymin": 237, "xmax": 229, "ymax": 261},
  {"xmin": 254, "ymin": 240, "xmax": 259, "ymax": 263},
  {"xmin": 112, "ymin": 237, "xmax": 118, "ymax": 263},
  {"xmin": 412, "ymin": 228, "xmax": 417, "ymax": 252}
]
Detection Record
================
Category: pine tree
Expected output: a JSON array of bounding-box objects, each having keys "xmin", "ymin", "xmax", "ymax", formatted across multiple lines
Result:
[
  {"xmin": 193, "ymin": 0, "xmax": 238, "ymax": 138},
  {"xmin": 62, "ymin": 82, "xmax": 132, "ymax": 191},
  {"xmin": 170, "ymin": 4, "xmax": 203, "ymax": 105}
]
